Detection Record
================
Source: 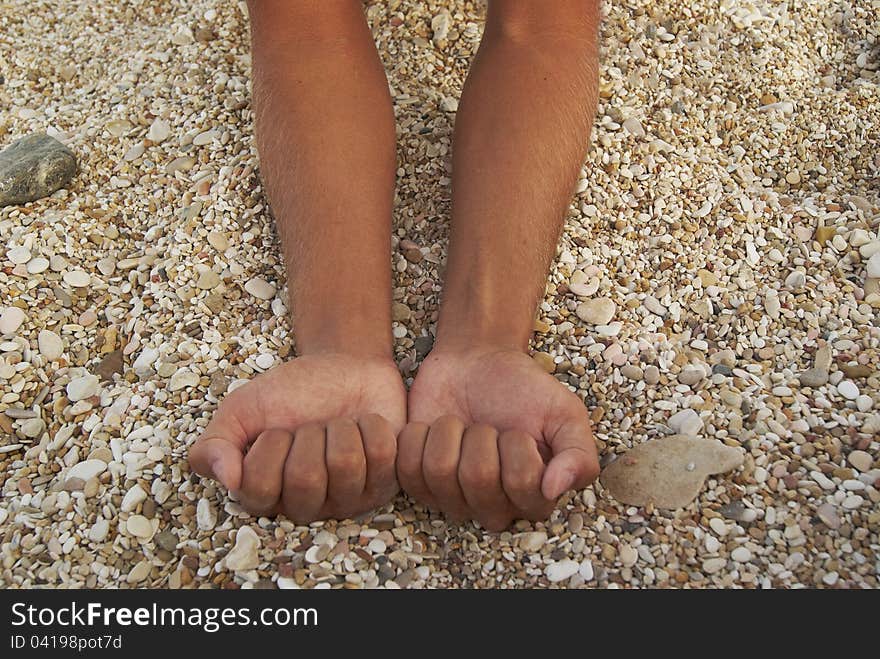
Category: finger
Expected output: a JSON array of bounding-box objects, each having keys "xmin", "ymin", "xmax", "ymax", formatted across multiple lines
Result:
[
  {"xmin": 458, "ymin": 424, "xmax": 511, "ymax": 531},
  {"xmin": 325, "ymin": 417, "xmax": 367, "ymax": 516},
  {"xmin": 282, "ymin": 422, "xmax": 328, "ymax": 523},
  {"xmin": 188, "ymin": 395, "xmax": 256, "ymax": 490},
  {"xmin": 422, "ymin": 415, "xmax": 469, "ymax": 520},
  {"xmin": 359, "ymin": 414, "xmax": 399, "ymax": 502},
  {"xmin": 238, "ymin": 429, "xmax": 293, "ymax": 514},
  {"xmin": 542, "ymin": 419, "xmax": 600, "ymax": 500},
  {"xmin": 396, "ymin": 422, "xmax": 434, "ymax": 506},
  {"xmin": 188, "ymin": 437, "xmax": 244, "ymax": 492},
  {"xmin": 499, "ymin": 430, "xmax": 555, "ymax": 521}
]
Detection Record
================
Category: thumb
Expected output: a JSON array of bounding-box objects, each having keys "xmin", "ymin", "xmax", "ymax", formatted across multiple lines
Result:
[
  {"xmin": 541, "ymin": 418, "xmax": 599, "ymax": 500},
  {"xmin": 189, "ymin": 437, "xmax": 244, "ymax": 492}
]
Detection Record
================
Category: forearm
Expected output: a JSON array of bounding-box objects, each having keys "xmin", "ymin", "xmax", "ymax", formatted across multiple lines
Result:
[
  {"xmin": 248, "ymin": 1, "xmax": 396, "ymax": 358},
  {"xmin": 436, "ymin": 4, "xmax": 600, "ymax": 353}
]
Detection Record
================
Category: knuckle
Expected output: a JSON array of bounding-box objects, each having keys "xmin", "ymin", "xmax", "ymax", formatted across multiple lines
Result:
[
  {"xmin": 423, "ymin": 458, "xmax": 456, "ymax": 484},
  {"xmin": 459, "ymin": 461, "xmax": 494, "ymax": 489},
  {"xmin": 287, "ymin": 470, "xmax": 324, "ymax": 493},
  {"xmin": 328, "ymin": 449, "xmax": 365, "ymax": 475},
  {"xmin": 365, "ymin": 436, "xmax": 396, "ymax": 467}
]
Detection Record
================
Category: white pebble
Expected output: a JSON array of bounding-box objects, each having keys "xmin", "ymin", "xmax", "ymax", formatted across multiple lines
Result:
[
  {"xmin": 38, "ymin": 329, "xmax": 63, "ymax": 360},
  {"xmin": 245, "ymin": 277, "xmax": 276, "ymax": 300},
  {"xmin": 66, "ymin": 374, "xmax": 99, "ymax": 401},
  {"xmin": 837, "ymin": 380, "xmax": 859, "ymax": 400},
  {"xmin": 545, "ymin": 559, "xmax": 580, "ymax": 582},
  {"xmin": 0, "ymin": 307, "xmax": 26, "ymax": 335}
]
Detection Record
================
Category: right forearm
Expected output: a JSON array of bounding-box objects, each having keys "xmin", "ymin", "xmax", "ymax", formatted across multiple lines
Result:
[{"xmin": 249, "ymin": 3, "xmax": 396, "ymax": 358}]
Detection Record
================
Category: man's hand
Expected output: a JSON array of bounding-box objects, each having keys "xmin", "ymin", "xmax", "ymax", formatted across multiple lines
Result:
[
  {"xmin": 188, "ymin": 354, "xmax": 406, "ymax": 522},
  {"xmin": 399, "ymin": 348, "xmax": 599, "ymax": 531}
]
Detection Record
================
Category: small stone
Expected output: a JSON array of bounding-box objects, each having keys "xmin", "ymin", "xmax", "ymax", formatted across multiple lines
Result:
[
  {"xmin": 618, "ymin": 544, "xmax": 638, "ymax": 567},
  {"xmin": 600, "ymin": 435, "xmax": 743, "ymax": 509},
  {"xmin": 533, "ymin": 352, "xmax": 556, "ymax": 373},
  {"xmin": 0, "ymin": 133, "xmax": 77, "ymax": 206},
  {"xmin": 703, "ymin": 557, "xmax": 727, "ymax": 574},
  {"xmin": 0, "ymin": 307, "xmax": 26, "ymax": 334},
  {"xmin": 88, "ymin": 518, "xmax": 110, "ymax": 542},
  {"xmin": 815, "ymin": 225, "xmax": 837, "ymax": 246},
  {"xmin": 847, "ymin": 450, "xmax": 873, "ymax": 472},
  {"xmin": 731, "ymin": 547, "xmax": 752, "ymax": 563},
  {"xmin": 620, "ymin": 365, "xmax": 643, "ymax": 380},
  {"xmin": 27, "ymin": 257, "xmax": 49, "ymax": 274},
  {"xmin": 120, "ymin": 484, "xmax": 147, "ymax": 512},
  {"xmin": 545, "ymin": 559, "xmax": 579, "ymax": 583},
  {"xmin": 196, "ymin": 269, "xmax": 221, "ymax": 290},
  {"xmin": 816, "ymin": 503, "xmax": 841, "ymax": 529},
  {"xmin": 169, "ymin": 368, "xmax": 199, "ymax": 391},
  {"xmin": 799, "ymin": 368, "xmax": 829, "ymax": 388},
  {"xmin": 38, "ymin": 329, "xmax": 63, "ymax": 360},
  {"xmin": 67, "ymin": 459, "xmax": 107, "ymax": 482},
  {"xmin": 668, "ymin": 409, "xmax": 703, "ymax": 435},
  {"xmin": 8, "ymin": 246, "xmax": 31, "ymax": 264},
  {"xmin": 677, "ymin": 367, "xmax": 704, "ymax": 386},
  {"xmin": 225, "ymin": 526, "xmax": 260, "ymax": 571},
  {"xmin": 579, "ymin": 559, "xmax": 594, "ymax": 581},
  {"xmin": 197, "ymin": 498, "xmax": 217, "ymax": 530},
  {"xmin": 209, "ymin": 371, "xmax": 229, "ymax": 396},
  {"xmin": 785, "ymin": 270, "xmax": 806, "ymax": 289},
  {"xmin": 622, "ymin": 117, "xmax": 646, "ymax": 137},
  {"xmin": 147, "ymin": 117, "xmax": 171, "ymax": 143},
  {"xmin": 95, "ymin": 350, "xmax": 125, "ymax": 381},
  {"xmin": 856, "ymin": 395, "xmax": 873, "ymax": 412},
  {"xmin": 709, "ymin": 518, "xmax": 729, "ymax": 536},
  {"xmin": 126, "ymin": 515, "xmax": 154, "ymax": 539},
  {"xmin": 255, "ymin": 353, "xmax": 275, "ymax": 370},
  {"xmin": 822, "ymin": 571, "xmax": 839, "ymax": 586},
  {"xmin": 520, "ymin": 531, "xmax": 547, "ymax": 552},
  {"xmin": 576, "ymin": 298, "xmax": 616, "ymax": 325},
  {"xmin": 837, "ymin": 380, "xmax": 859, "ymax": 400},
  {"xmin": 867, "ymin": 253, "xmax": 880, "ymax": 278},
  {"xmin": 127, "ymin": 560, "xmax": 151, "ymax": 584},
  {"xmin": 66, "ymin": 374, "xmax": 98, "ymax": 401},
  {"xmin": 644, "ymin": 365, "xmax": 660, "ymax": 385},
  {"xmin": 155, "ymin": 531, "xmax": 178, "ymax": 552},
  {"xmin": 62, "ymin": 270, "xmax": 91, "ymax": 287},
  {"xmin": 244, "ymin": 277, "xmax": 276, "ymax": 300},
  {"xmin": 20, "ymin": 418, "xmax": 45, "ymax": 438}
]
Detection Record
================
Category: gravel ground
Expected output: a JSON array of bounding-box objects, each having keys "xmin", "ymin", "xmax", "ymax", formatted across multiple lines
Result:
[{"xmin": 1, "ymin": 0, "xmax": 878, "ymax": 589}]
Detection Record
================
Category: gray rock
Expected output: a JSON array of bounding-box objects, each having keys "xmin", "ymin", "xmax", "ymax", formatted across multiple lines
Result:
[
  {"xmin": 600, "ymin": 435, "xmax": 743, "ymax": 509},
  {"xmin": 0, "ymin": 133, "xmax": 76, "ymax": 206}
]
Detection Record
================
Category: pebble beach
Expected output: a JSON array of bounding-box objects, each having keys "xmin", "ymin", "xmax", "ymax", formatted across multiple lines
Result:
[{"xmin": 1, "ymin": 0, "xmax": 878, "ymax": 589}]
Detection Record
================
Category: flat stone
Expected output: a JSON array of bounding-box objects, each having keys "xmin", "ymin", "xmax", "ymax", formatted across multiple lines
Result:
[
  {"xmin": 196, "ymin": 269, "xmax": 221, "ymax": 290},
  {"xmin": 8, "ymin": 246, "xmax": 31, "ymax": 263},
  {"xmin": 0, "ymin": 133, "xmax": 76, "ymax": 206},
  {"xmin": 155, "ymin": 531, "xmax": 178, "ymax": 552},
  {"xmin": 0, "ymin": 306, "xmax": 26, "ymax": 334},
  {"xmin": 867, "ymin": 252, "xmax": 880, "ymax": 278},
  {"xmin": 207, "ymin": 231, "xmax": 228, "ymax": 251},
  {"xmin": 66, "ymin": 374, "xmax": 98, "ymax": 401},
  {"xmin": 169, "ymin": 368, "xmax": 199, "ymax": 391},
  {"xmin": 197, "ymin": 498, "xmax": 217, "ymax": 530},
  {"xmin": 619, "ymin": 544, "xmax": 638, "ymax": 567},
  {"xmin": 816, "ymin": 503, "xmax": 841, "ymax": 529},
  {"xmin": 576, "ymin": 298, "xmax": 616, "ymax": 325},
  {"xmin": 847, "ymin": 450, "xmax": 873, "ymax": 472},
  {"xmin": 244, "ymin": 277, "xmax": 276, "ymax": 300},
  {"xmin": 837, "ymin": 380, "xmax": 859, "ymax": 400},
  {"xmin": 225, "ymin": 525, "xmax": 260, "ymax": 571},
  {"xmin": 147, "ymin": 117, "xmax": 171, "ymax": 143},
  {"xmin": 678, "ymin": 367, "xmax": 705, "ymax": 386},
  {"xmin": 88, "ymin": 518, "xmax": 110, "ymax": 543},
  {"xmin": 545, "ymin": 559, "xmax": 579, "ymax": 583},
  {"xmin": 120, "ymin": 484, "xmax": 147, "ymax": 512},
  {"xmin": 95, "ymin": 349, "xmax": 124, "ymax": 381},
  {"xmin": 668, "ymin": 408, "xmax": 703, "ymax": 435},
  {"xmin": 66, "ymin": 459, "xmax": 107, "ymax": 482},
  {"xmin": 798, "ymin": 367, "xmax": 829, "ymax": 388},
  {"xmin": 62, "ymin": 270, "xmax": 91, "ymax": 287},
  {"xmin": 519, "ymin": 531, "xmax": 548, "ymax": 552},
  {"xmin": 27, "ymin": 256, "xmax": 49, "ymax": 274},
  {"xmin": 127, "ymin": 560, "xmax": 151, "ymax": 584},
  {"xmin": 600, "ymin": 435, "xmax": 744, "ymax": 509},
  {"xmin": 127, "ymin": 514, "xmax": 154, "ymax": 539},
  {"xmin": 38, "ymin": 329, "xmax": 63, "ymax": 360}
]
